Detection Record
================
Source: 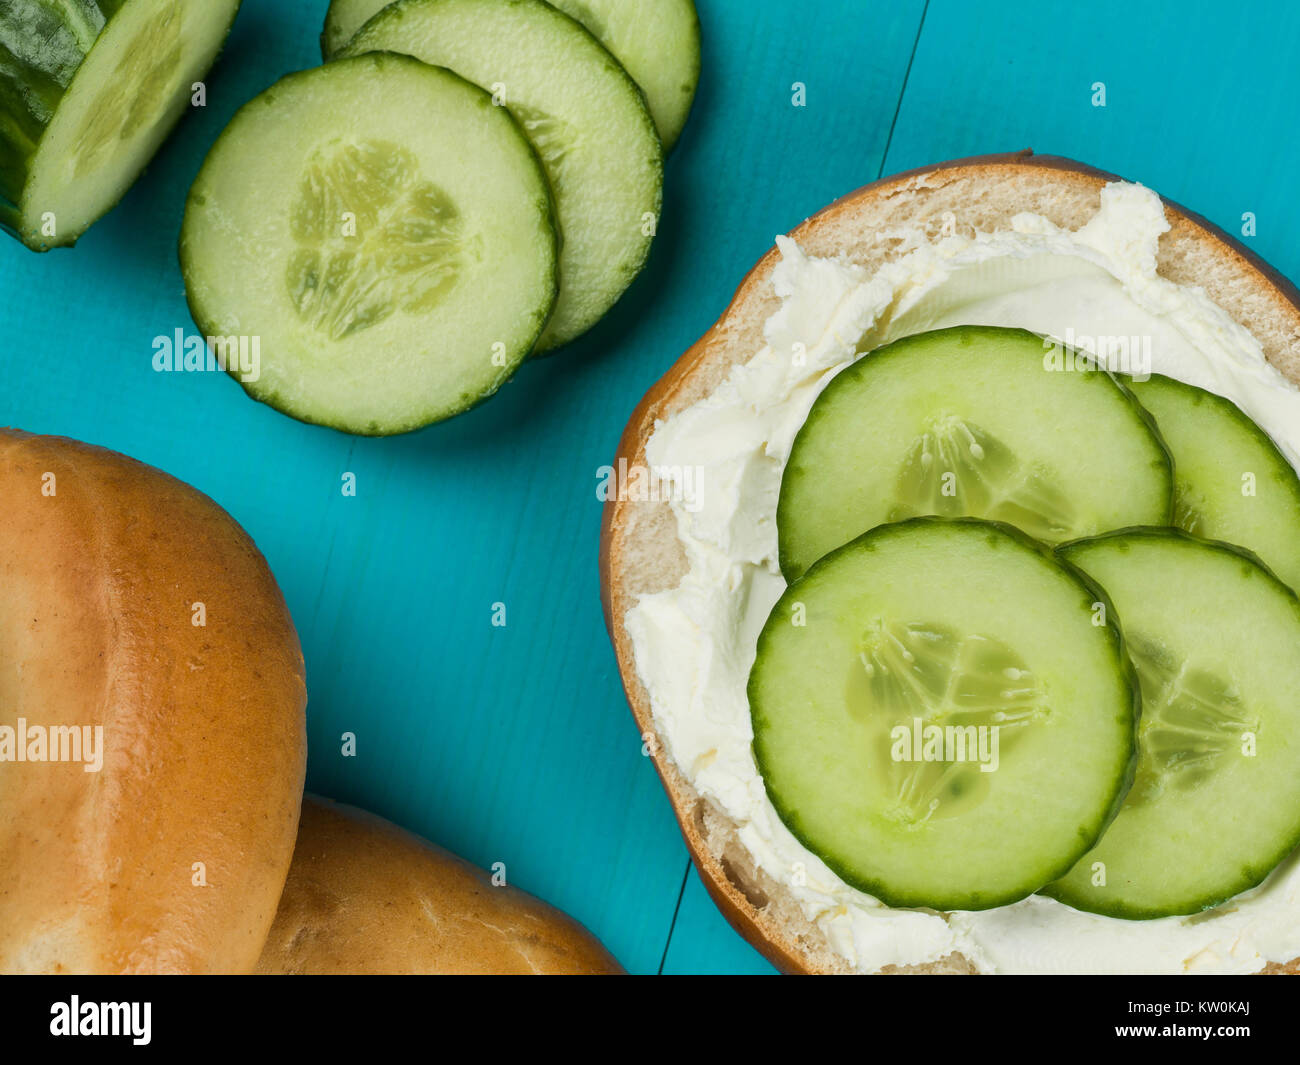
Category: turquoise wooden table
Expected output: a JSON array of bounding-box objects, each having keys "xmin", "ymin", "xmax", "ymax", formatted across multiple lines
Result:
[{"xmin": 4, "ymin": 0, "xmax": 1298, "ymax": 974}]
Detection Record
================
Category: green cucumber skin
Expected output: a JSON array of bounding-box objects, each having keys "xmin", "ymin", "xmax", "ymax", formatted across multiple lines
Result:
[
  {"xmin": 0, "ymin": 0, "xmax": 114, "ymax": 240},
  {"xmin": 751, "ymin": 515, "xmax": 1141, "ymax": 912},
  {"xmin": 0, "ymin": 0, "xmax": 241, "ymax": 251},
  {"xmin": 0, "ymin": 42, "xmax": 53, "ymax": 232},
  {"xmin": 178, "ymin": 56, "xmax": 561, "ymax": 437},
  {"xmin": 1046, "ymin": 525, "xmax": 1300, "ymax": 920}
]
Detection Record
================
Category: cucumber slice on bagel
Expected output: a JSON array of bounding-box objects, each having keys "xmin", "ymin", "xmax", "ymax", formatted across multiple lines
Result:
[{"xmin": 600, "ymin": 151, "xmax": 1300, "ymax": 975}]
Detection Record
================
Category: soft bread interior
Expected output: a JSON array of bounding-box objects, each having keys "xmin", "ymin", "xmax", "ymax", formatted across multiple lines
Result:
[{"xmin": 601, "ymin": 151, "xmax": 1300, "ymax": 975}]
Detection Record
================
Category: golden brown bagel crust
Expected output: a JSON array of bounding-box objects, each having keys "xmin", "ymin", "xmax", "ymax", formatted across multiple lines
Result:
[
  {"xmin": 255, "ymin": 797, "xmax": 624, "ymax": 975},
  {"xmin": 599, "ymin": 150, "xmax": 1300, "ymax": 975},
  {"xmin": 0, "ymin": 431, "xmax": 307, "ymax": 974}
]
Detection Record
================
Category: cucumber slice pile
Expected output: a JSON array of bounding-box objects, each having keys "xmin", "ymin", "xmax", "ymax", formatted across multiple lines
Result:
[
  {"xmin": 323, "ymin": 0, "xmax": 700, "ymax": 152},
  {"xmin": 336, "ymin": 0, "xmax": 664, "ymax": 352},
  {"xmin": 758, "ymin": 324, "xmax": 1300, "ymax": 921},
  {"xmin": 1047, "ymin": 530, "xmax": 1300, "ymax": 918},
  {"xmin": 181, "ymin": 54, "xmax": 557, "ymax": 434},
  {"xmin": 0, "ymin": 0, "xmax": 242, "ymax": 250},
  {"xmin": 777, "ymin": 326, "xmax": 1173, "ymax": 581},
  {"xmin": 750, "ymin": 518, "xmax": 1137, "ymax": 911},
  {"xmin": 182, "ymin": 0, "xmax": 678, "ymax": 432},
  {"xmin": 1128, "ymin": 374, "xmax": 1300, "ymax": 592}
]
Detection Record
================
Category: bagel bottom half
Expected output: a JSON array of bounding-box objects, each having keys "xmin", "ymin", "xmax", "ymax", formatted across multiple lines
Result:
[
  {"xmin": 600, "ymin": 150, "xmax": 1300, "ymax": 974},
  {"xmin": 255, "ymin": 797, "xmax": 623, "ymax": 975}
]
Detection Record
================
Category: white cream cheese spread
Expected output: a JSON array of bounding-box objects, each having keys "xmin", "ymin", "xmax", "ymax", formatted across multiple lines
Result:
[{"xmin": 624, "ymin": 181, "xmax": 1300, "ymax": 974}]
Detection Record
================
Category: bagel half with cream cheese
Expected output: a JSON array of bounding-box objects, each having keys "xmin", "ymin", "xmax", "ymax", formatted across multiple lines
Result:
[
  {"xmin": 255, "ymin": 797, "xmax": 623, "ymax": 974},
  {"xmin": 0, "ymin": 430, "xmax": 307, "ymax": 974},
  {"xmin": 599, "ymin": 150, "xmax": 1300, "ymax": 975}
]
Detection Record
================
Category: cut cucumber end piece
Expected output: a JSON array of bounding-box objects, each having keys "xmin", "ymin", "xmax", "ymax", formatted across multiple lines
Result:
[
  {"xmin": 180, "ymin": 53, "xmax": 558, "ymax": 435},
  {"xmin": 777, "ymin": 326, "xmax": 1175, "ymax": 582},
  {"xmin": 1129, "ymin": 373, "xmax": 1300, "ymax": 593},
  {"xmin": 1048, "ymin": 528, "xmax": 1300, "ymax": 918},
  {"xmin": 337, "ymin": 0, "xmax": 664, "ymax": 353},
  {"xmin": 0, "ymin": 0, "xmax": 242, "ymax": 250},
  {"xmin": 750, "ymin": 517, "xmax": 1138, "ymax": 911}
]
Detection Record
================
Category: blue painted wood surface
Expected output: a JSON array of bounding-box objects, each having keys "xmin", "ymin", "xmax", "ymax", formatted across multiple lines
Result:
[{"xmin": 3, "ymin": 0, "xmax": 1295, "ymax": 973}]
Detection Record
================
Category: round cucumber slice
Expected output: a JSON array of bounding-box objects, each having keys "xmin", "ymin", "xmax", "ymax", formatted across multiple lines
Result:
[
  {"xmin": 749, "ymin": 517, "xmax": 1138, "ymax": 911},
  {"xmin": 1048, "ymin": 529, "xmax": 1300, "ymax": 918},
  {"xmin": 323, "ymin": 0, "xmax": 701, "ymax": 150},
  {"xmin": 777, "ymin": 326, "xmax": 1174, "ymax": 581},
  {"xmin": 180, "ymin": 53, "xmax": 558, "ymax": 435},
  {"xmin": 337, "ymin": 0, "xmax": 663, "ymax": 353},
  {"xmin": 0, "ymin": 0, "xmax": 242, "ymax": 250},
  {"xmin": 1129, "ymin": 373, "xmax": 1300, "ymax": 593}
]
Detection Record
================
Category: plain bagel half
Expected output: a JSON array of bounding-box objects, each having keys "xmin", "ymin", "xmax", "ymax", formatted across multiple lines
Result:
[
  {"xmin": 256, "ymin": 796, "xmax": 623, "ymax": 975},
  {"xmin": 599, "ymin": 150, "xmax": 1300, "ymax": 975},
  {"xmin": 0, "ymin": 430, "xmax": 308, "ymax": 974}
]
